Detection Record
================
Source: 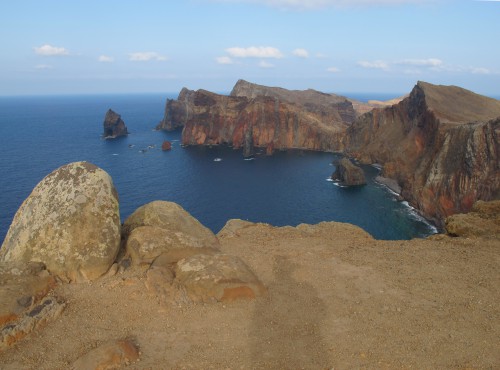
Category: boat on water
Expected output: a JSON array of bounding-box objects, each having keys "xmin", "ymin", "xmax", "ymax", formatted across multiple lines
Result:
[{"xmin": 214, "ymin": 158, "xmax": 222, "ymax": 162}]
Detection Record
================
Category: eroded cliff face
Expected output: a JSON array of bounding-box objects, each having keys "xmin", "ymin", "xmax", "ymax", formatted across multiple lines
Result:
[
  {"xmin": 345, "ymin": 81, "xmax": 500, "ymax": 225},
  {"xmin": 158, "ymin": 87, "xmax": 348, "ymax": 153}
]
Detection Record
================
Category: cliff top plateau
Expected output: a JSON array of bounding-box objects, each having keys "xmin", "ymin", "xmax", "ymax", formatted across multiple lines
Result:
[
  {"xmin": 0, "ymin": 162, "xmax": 499, "ymax": 369},
  {"xmin": 416, "ymin": 81, "xmax": 500, "ymax": 124}
]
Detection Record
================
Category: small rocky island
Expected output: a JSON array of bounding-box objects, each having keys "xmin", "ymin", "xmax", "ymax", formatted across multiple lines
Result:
[
  {"xmin": 103, "ymin": 109, "xmax": 128, "ymax": 138},
  {"xmin": 331, "ymin": 158, "xmax": 366, "ymax": 186}
]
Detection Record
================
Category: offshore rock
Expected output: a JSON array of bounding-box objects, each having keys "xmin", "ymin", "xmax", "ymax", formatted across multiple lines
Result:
[
  {"xmin": 0, "ymin": 162, "xmax": 121, "ymax": 282},
  {"xmin": 161, "ymin": 140, "xmax": 172, "ymax": 151},
  {"xmin": 156, "ymin": 81, "xmax": 353, "ymax": 153},
  {"xmin": 103, "ymin": 109, "xmax": 128, "ymax": 138},
  {"xmin": 122, "ymin": 201, "xmax": 219, "ymax": 250},
  {"xmin": 331, "ymin": 158, "xmax": 366, "ymax": 186},
  {"xmin": 345, "ymin": 81, "xmax": 500, "ymax": 225}
]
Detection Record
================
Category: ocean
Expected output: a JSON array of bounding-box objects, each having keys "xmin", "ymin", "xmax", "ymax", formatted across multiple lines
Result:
[{"xmin": 0, "ymin": 93, "xmax": 437, "ymax": 242}]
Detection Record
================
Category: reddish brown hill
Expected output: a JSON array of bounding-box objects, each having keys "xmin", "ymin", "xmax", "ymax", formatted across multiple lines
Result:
[
  {"xmin": 345, "ymin": 81, "xmax": 500, "ymax": 226},
  {"xmin": 157, "ymin": 86, "xmax": 350, "ymax": 153}
]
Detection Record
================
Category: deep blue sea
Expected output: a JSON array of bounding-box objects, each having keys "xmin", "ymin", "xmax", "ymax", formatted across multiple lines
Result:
[{"xmin": 0, "ymin": 93, "xmax": 437, "ymax": 242}]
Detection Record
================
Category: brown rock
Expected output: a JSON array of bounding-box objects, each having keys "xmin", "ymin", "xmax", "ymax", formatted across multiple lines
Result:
[
  {"xmin": 103, "ymin": 109, "xmax": 128, "ymax": 138},
  {"xmin": 331, "ymin": 158, "xmax": 366, "ymax": 186},
  {"xmin": 157, "ymin": 81, "xmax": 352, "ymax": 154},
  {"xmin": 445, "ymin": 200, "xmax": 500, "ymax": 238},
  {"xmin": 174, "ymin": 253, "xmax": 266, "ymax": 303},
  {"xmin": 125, "ymin": 225, "xmax": 219, "ymax": 266},
  {"xmin": 122, "ymin": 201, "xmax": 219, "ymax": 251},
  {"xmin": 161, "ymin": 141, "xmax": 172, "ymax": 151},
  {"xmin": 0, "ymin": 162, "xmax": 121, "ymax": 282},
  {"xmin": 72, "ymin": 339, "xmax": 139, "ymax": 370}
]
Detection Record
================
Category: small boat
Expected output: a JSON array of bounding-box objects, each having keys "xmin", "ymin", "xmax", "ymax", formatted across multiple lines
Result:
[{"xmin": 213, "ymin": 158, "xmax": 222, "ymax": 162}]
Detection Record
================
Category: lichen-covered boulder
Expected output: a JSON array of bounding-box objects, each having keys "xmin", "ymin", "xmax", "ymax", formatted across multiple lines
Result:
[
  {"xmin": 122, "ymin": 201, "xmax": 219, "ymax": 249},
  {"xmin": 174, "ymin": 254, "xmax": 266, "ymax": 303},
  {"xmin": 125, "ymin": 225, "xmax": 219, "ymax": 266},
  {"xmin": 0, "ymin": 162, "xmax": 121, "ymax": 282}
]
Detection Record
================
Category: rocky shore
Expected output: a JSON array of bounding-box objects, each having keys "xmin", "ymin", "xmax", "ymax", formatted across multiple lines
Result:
[{"xmin": 0, "ymin": 162, "xmax": 499, "ymax": 369}]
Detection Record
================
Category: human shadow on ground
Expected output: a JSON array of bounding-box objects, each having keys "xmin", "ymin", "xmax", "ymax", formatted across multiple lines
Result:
[{"xmin": 250, "ymin": 255, "xmax": 330, "ymax": 368}]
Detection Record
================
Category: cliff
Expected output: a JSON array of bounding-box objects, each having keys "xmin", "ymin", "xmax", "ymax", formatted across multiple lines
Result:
[
  {"xmin": 103, "ymin": 109, "xmax": 128, "ymax": 138},
  {"xmin": 158, "ymin": 86, "xmax": 349, "ymax": 153},
  {"xmin": 345, "ymin": 81, "xmax": 500, "ymax": 225}
]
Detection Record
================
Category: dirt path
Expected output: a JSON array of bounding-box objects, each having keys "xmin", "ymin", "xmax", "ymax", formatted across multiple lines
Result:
[{"xmin": 0, "ymin": 221, "xmax": 498, "ymax": 369}]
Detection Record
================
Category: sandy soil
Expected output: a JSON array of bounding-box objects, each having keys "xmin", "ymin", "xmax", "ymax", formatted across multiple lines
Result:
[{"xmin": 0, "ymin": 221, "xmax": 499, "ymax": 369}]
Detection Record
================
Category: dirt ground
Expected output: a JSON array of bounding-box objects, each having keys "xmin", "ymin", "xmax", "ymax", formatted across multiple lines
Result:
[{"xmin": 0, "ymin": 221, "xmax": 499, "ymax": 369}]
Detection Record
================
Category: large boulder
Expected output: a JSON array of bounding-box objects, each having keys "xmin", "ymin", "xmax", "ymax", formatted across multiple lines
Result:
[
  {"xmin": 125, "ymin": 225, "xmax": 218, "ymax": 266},
  {"xmin": 122, "ymin": 201, "xmax": 219, "ymax": 249},
  {"xmin": 331, "ymin": 158, "xmax": 366, "ymax": 186},
  {"xmin": 0, "ymin": 162, "xmax": 121, "ymax": 282},
  {"xmin": 174, "ymin": 253, "xmax": 266, "ymax": 303}
]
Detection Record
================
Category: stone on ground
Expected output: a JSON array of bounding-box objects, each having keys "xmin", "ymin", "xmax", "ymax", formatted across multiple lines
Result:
[
  {"xmin": 125, "ymin": 225, "xmax": 219, "ymax": 266},
  {"xmin": 174, "ymin": 253, "xmax": 266, "ymax": 303},
  {"xmin": 72, "ymin": 339, "xmax": 139, "ymax": 370}
]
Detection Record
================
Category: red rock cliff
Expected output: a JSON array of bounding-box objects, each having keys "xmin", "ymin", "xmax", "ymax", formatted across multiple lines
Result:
[
  {"xmin": 345, "ymin": 81, "xmax": 500, "ymax": 225},
  {"xmin": 158, "ymin": 84, "xmax": 351, "ymax": 153}
]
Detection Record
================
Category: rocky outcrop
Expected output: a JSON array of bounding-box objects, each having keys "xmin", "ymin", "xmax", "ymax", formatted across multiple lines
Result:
[
  {"xmin": 445, "ymin": 200, "xmax": 500, "ymax": 239},
  {"xmin": 174, "ymin": 253, "xmax": 267, "ymax": 303},
  {"xmin": 331, "ymin": 158, "xmax": 366, "ymax": 186},
  {"xmin": 103, "ymin": 109, "xmax": 128, "ymax": 138},
  {"xmin": 160, "ymin": 89, "xmax": 348, "ymax": 153},
  {"xmin": 0, "ymin": 162, "xmax": 121, "ymax": 282},
  {"xmin": 122, "ymin": 201, "xmax": 219, "ymax": 250},
  {"xmin": 345, "ymin": 81, "xmax": 500, "ymax": 225},
  {"xmin": 161, "ymin": 141, "xmax": 172, "ymax": 151}
]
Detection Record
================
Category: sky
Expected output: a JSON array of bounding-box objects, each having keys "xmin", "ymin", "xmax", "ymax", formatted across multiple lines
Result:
[{"xmin": 0, "ymin": 0, "xmax": 499, "ymax": 96}]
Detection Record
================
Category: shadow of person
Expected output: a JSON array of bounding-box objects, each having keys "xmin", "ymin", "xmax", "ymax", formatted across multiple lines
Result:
[{"xmin": 250, "ymin": 255, "xmax": 330, "ymax": 369}]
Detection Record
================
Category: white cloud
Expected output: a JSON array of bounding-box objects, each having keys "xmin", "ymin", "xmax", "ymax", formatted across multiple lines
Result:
[
  {"xmin": 357, "ymin": 60, "xmax": 389, "ymax": 70},
  {"xmin": 326, "ymin": 66, "xmax": 340, "ymax": 73},
  {"xmin": 216, "ymin": 56, "xmax": 234, "ymax": 64},
  {"xmin": 207, "ymin": 0, "xmax": 426, "ymax": 10},
  {"xmin": 98, "ymin": 55, "xmax": 114, "ymax": 63},
  {"xmin": 35, "ymin": 64, "xmax": 53, "ymax": 70},
  {"xmin": 470, "ymin": 67, "xmax": 491, "ymax": 75},
  {"xmin": 129, "ymin": 52, "xmax": 168, "ymax": 62},
  {"xmin": 293, "ymin": 48, "xmax": 309, "ymax": 58},
  {"xmin": 226, "ymin": 46, "xmax": 284, "ymax": 59},
  {"xmin": 34, "ymin": 44, "xmax": 69, "ymax": 56},
  {"xmin": 396, "ymin": 58, "xmax": 443, "ymax": 67},
  {"xmin": 259, "ymin": 60, "xmax": 275, "ymax": 68}
]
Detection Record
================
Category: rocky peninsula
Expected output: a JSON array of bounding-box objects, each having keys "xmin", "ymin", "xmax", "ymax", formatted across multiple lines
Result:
[
  {"xmin": 158, "ymin": 80, "xmax": 500, "ymax": 227},
  {"xmin": 0, "ymin": 162, "xmax": 499, "ymax": 369}
]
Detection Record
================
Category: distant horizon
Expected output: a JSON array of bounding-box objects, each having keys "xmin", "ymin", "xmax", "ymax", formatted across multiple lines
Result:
[{"xmin": 1, "ymin": 1, "xmax": 499, "ymax": 97}]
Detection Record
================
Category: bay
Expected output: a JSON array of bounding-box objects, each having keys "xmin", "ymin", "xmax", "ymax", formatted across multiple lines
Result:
[{"xmin": 0, "ymin": 93, "xmax": 436, "ymax": 242}]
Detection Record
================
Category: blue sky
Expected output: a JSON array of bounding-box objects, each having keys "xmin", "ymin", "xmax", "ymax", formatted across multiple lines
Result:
[{"xmin": 0, "ymin": 0, "xmax": 499, "ymax": 96}]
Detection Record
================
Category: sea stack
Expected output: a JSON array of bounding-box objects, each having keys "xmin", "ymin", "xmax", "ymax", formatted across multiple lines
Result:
[
  {"xmin": 103, "ymin": 109, "xmax": 129, "ymax": 138},
  {"xmin": 331, "ymin": 158, "xmax": 367, "ymax": 186}
]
